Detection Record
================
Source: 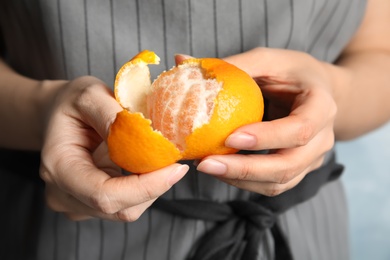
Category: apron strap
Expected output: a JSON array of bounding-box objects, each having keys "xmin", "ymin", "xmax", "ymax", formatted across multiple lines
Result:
[{"xmin": 153, "ymin": 152, "xmax": 344, "ymax": 260}]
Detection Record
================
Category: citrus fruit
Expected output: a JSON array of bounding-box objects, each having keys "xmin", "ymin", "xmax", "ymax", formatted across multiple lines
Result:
[{"xmin": 107, "ymin": 50, "xmax": 264, "ymax": 174}]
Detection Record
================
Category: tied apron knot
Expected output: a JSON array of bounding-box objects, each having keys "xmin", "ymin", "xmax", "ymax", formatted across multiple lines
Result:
[
  {"xmin": 152, "ymin": 152, "xmax": 344, "ymax": 260},
  {"xmin": 153, "ymin": 199, "xmax": 291, "ymax": 260},
  {"xmin": 227, "ymin": 200, "xmax": 276, "ymax": 230}
]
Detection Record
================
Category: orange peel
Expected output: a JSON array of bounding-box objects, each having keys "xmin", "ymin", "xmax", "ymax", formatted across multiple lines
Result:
[{"xmin": 107, "ymin": 50, "xmax": 264, "ymax": 173}]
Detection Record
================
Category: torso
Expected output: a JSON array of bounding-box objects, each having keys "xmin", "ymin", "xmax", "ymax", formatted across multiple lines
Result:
[{"xmin": 1, "ymin": 0, "xmax": 366, "ymax": 259}]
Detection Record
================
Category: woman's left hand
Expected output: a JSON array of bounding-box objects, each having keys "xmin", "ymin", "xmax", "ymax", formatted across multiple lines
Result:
[{"xmin": 196, "ymin": 48, "xmax": 337, "ymax": 196}]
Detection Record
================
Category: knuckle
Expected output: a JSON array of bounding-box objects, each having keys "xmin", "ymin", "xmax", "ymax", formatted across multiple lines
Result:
[
  {"xmin": 329, "ymin": 102, "xmax": 338, "ymax": 118},
  {"xmin": 226, "ymin": 178, "xmax": 241, "ymax": 189},
  {"xmin": 44, "ymin": 193, "xmax": 62, "ymax": 212},
  {"xmin": 39, "ymin": 168, "xmax": 51, "ymax": 184},
  {"xmin": 265, "ymin": 184, "xmax": 285, "ymax": 197},
  {"xmin": 275, "ymin": 161, "xmax": 298, "ymax": 184},
  {"xmin": 39, "ymin": 162, "xmax": 56, "ymax": 184},
  {"xmin": 312, "ymin": 158, "xmax": 324, "ymax": 170},
  {"xmin": 64, "ymin": 213, "xmax": 90, "ymax": 222},
  {"xmin": 74, "ymin": 85, "xmax": 96, "ymax": 109},
  {"xmin": 63, "ymin": 212, "xmax": 78, "ymax": 221},
  {"xmin": 137, "ymin": 179, "xmax": 157, "ymax": 202},
  {"xmin": 89, "ymin": 190, "xmax": 117, "ymax": 215},
  {"xmin": 277, "ymin": 171, "xmax": 293, "ymax": 185},
  {"xmin": 116, "ymin": 208, "xmax": 142, "ymax": 222},
  {"xmin": 324, "ymin": 136, "xmax": 335, "ymax": 152},
  {"xmin": 324, "ymin": 129, "xmax": 335, "ymax": 151},
  {"xmin": 295, "ymin": 119, "xmax": 315, "ymax": 146},
  {"xmin": 235, "ymin": 157, "xmax": 258, "ymax": 181},
  {"xmin": 237, "ymin": 165, "xmax": 252, "ymax": 181},
  {"xmin": 72, "ymin": 79, "xmax": 106, "ymax": 111}
]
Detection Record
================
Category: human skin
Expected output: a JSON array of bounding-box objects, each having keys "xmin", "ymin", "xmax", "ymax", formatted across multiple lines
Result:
[
  {"xmin": 0, "ymin": 0, "xmax": 389, "ymax": 221},
  {"xmin": 0, "ymin": 69, "xmax": 189, "ymax": 221},
  {"xmin": 197, "ymin": 0, "xmax": 390, "ymax": 196}
]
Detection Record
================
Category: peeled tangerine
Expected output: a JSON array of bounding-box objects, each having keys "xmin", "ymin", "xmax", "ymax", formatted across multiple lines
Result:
[{"xmin": 107, "ymin": 50, "xmax": 264, "ymax": 174}]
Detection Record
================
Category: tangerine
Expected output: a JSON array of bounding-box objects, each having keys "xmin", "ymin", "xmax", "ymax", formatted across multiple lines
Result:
[{"xmin": 107, "ymin": 50, "xmax": 264, "ymax": 173}]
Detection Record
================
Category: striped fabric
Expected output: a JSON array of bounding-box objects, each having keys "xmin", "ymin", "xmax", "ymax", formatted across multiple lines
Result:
[
  {"xmin": 38, "ymin": 0, "xmax": 366, "ymax": 83},
  {"xmin": 2, "ymin": 0, "xmax": 366, "ymax": 259}
]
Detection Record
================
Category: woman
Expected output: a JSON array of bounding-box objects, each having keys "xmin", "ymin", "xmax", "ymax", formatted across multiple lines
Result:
[{"xmin": 1, "ymin": 0, "xmax": 389, "ymax": 259}]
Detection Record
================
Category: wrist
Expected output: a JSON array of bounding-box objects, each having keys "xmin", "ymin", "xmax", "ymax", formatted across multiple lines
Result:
[
  {"xmin": 320, "ymin": 61, "xmax": 354, "ymax": 140},
  {"xmin": 36, "ymin": 80, "xmax": 68, "ymax": 147},
  {"xmin": 0, "ymin": 77, "xmax": 67, "ymax": 150}
]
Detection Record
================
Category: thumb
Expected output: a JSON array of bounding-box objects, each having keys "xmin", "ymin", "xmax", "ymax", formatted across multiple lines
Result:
[
  {"xmin": 174, "ymin": 54, "xmax": 194, "ymax": 65},
  {"xmin": 71, "ymin": 77, "xmax": 123, "ymax": 141}
]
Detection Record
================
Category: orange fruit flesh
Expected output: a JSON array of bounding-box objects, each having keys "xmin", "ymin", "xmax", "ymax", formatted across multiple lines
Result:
[
  {"xmin": 108, "ymin": 50, "xmax": 264, "ymax": 174},
  {"xmin": 147, "ymin": 63, "xmax": 222, "ymax": 153}
]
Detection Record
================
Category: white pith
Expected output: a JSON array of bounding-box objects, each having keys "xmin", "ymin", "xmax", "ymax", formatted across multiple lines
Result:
[{"xmin": 117, "ymin": 63, "xmax": 152, "ymax": 115}]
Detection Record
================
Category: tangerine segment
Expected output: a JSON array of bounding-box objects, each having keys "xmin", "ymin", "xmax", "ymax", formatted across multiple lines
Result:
[{"xmin": 107, "ymin": 110, "xmax": 181, "ymax": 174}]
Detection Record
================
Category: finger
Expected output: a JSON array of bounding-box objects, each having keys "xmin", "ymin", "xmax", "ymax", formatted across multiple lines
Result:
[
  {"xmin": 92, "ymin": 141, "xmax": 123, "ymax": 177},
  {"xmin": 45, "ymin": 183, "xmax": 155, "ymax": 222},
  {"xmin": 225, "ymin": 117, "xmax": 317, "ymax": 151},
  {"xmin": 93, "ymin": 163, "xmax": 188, "ymax": 213},
  {"xmin": 45, "ymin": 183, "xmax": 95, "ymax": 220},
  {"xmin": 225, "ymin": 87, "xmax": 336, "ymax": 151},
  {"xmin": 72, "ymin": 78, "xmax": 123, "ymax": 141},
  {"xmin": 224, "ymin": 155, "xmax": 323, "ymax": 196},
  {"xmin": 218, "ymin": 163, "xmax": 312, "ymax": 197},
  {"xmin": 174, "ymin": 54, "xmax": 194, "ymax": 65},
  {"xmin": 197, "ymin": 128, "xmax": 332, "ymax": 183},
  {"xmin": 42, "ymin": 152, "xmax": 189, "ymax": 214},
  {"xmin": 197, "ymin": 152, "xmax": 302, "ymax": 184},
  {"xmin": 42, "ymin": 96, "xmax": 189, "ymax": 214},
  {"xmin": 198, "ymin": 152, "xmax": 324, "ymax": 197},
  {"xmin": 63, "ymin": 213, "xmax": 93, "ymax": 221},
  {"xmin": 223, "ymin": 47, "xmax": 316, "ymax": 80}
]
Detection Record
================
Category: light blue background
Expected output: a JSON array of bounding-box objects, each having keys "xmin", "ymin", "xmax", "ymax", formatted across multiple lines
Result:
[{"xmin": 336, "ymin": 122, "xmax": 390, "ymax": 260}]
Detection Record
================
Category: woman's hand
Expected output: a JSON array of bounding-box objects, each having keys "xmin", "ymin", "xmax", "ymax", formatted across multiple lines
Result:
[
  {"xmin": 197, "ymin": 48, "xmax": 338, "ymax": 196},
  {"xmin": 40, "ymin": 76, "xmax": 188, "ymax": 221}
]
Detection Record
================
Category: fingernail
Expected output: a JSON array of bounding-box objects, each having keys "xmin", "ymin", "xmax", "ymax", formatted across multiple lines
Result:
[
  {"xmin": 192, "ymin": 159, "xmax": 200, "ymax": 167},
  {"xmin": 197, "ymin": 159, "xmax": 227, "ymax": 175},
  {"xmin": 167, "ymin": 165, "xmax": 189, "ymax": 186},
  {"xmin": 174, "ymin": 54, "xmax": 194, "ymax": 65},
  {"xmin": 226, "ymin": 132, "xmax": 257, "ymax": 149},
  {"xmin": 174, "ymin": 53, "xmax": 193, "ymax": 59}
]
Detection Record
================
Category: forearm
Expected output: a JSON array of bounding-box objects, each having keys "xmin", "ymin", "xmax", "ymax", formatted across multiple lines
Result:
[
  {"xmin": 0, "ymin": 59, "xmax": 64, "ymax": 150},
  {"xmin": 329, "ymin": 51, "xmax": 390, "ymax": 140},
  {"xmin": 324, "ymin": 0, "xmax": 390, "ymax": 141}
]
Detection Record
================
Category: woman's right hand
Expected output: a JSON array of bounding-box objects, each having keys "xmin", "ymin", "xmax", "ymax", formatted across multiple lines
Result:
[{"xmin": 39, "ymin": 76, "xmax": 189, "ymax": 221}]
